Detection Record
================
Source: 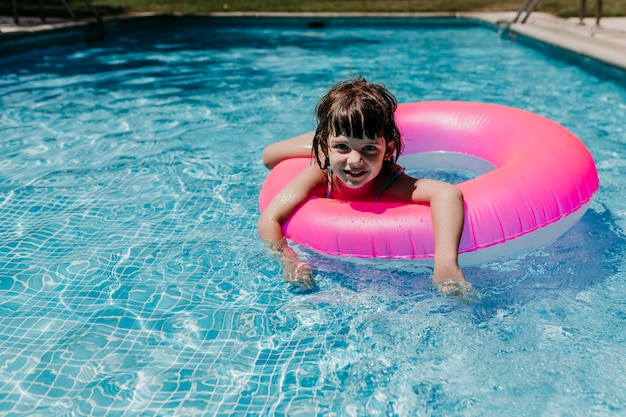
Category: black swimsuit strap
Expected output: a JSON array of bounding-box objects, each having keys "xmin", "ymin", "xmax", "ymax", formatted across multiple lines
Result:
[{"xmin": 374, "ymin": 167, "xmax": 404, "ymax": 202}]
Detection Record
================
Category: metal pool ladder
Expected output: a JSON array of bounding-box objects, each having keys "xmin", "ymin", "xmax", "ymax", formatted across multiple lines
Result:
[{"xmin": 512, "ymin": 0, "xmax": 603, "ymax": 26}]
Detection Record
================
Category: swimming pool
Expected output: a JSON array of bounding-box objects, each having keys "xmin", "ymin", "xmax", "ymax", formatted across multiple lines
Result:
[{"xmin": 0, "ymin": 16, "xmax": 625, "ymax": 416}]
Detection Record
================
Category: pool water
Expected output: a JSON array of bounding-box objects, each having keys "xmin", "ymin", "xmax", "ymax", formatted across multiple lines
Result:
[{"xmin": 1, "ymin": 17, "xmax": 625, "ymax": 416}]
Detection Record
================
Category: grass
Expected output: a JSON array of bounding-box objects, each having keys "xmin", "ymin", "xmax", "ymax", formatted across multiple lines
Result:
[
  {"xmin": 98, "ymin": 0, "xmax": 625, "ymax": 16},
  {"xmin": 3, "ymin": 0, "xmax": 624, "ymax": 19}
]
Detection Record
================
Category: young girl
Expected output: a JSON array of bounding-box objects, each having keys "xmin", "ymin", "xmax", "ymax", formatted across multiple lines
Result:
[{"xmin": 258, "ymin": 77, "xmax": 468, "ymax": 292}]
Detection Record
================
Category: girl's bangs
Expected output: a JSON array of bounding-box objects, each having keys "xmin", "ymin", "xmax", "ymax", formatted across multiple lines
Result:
[{"xmin": 330, "ymin": 107, "xmax": 381, "ymax": 139}]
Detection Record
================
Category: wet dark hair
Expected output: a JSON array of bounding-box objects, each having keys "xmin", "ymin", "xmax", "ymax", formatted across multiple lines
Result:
[{"xmin": 312, "ymin": 77, "xmax": 402, "ymax": 169}]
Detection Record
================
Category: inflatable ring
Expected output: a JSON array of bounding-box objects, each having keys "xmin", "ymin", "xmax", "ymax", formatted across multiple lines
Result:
[{"xmin": 259, "ymin": 101, "xmax": 599, "ymax": 265}]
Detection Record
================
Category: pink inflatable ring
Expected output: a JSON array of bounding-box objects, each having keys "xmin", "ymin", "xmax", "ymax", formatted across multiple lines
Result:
[{"xmin": 259, "ymin": 101, "xmax": 599, "ymax": 265}]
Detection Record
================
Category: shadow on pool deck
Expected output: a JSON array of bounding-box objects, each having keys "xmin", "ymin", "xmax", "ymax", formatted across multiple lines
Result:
[{"xmin": 1, "ymin": 11, "xmax": 625, "ymax": 73}]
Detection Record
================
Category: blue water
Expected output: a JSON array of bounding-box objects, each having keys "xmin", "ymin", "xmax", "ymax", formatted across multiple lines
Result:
[{"xmin": 1, "ymin": 17, "xmax": 625, "ymax": 416}]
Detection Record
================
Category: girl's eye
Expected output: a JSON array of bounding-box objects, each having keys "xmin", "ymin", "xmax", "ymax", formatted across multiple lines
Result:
[
  {"xmin": 362, "ymin": 145, "xmax": 378, "ymax": 152},
  {"xmin": 332, "ymin": 144, "xmax": 349, "ymax": 151}
]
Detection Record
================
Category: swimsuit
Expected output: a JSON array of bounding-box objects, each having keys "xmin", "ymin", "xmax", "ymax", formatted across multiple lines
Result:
[{"xmin": 326, "ymin": 166, "xmax": 405, "ymax": 202}]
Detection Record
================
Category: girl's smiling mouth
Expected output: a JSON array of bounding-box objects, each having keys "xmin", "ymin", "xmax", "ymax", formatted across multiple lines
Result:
[{"xmin": 345, "ymin": 170, "xmax": 368, "ymax": 178}]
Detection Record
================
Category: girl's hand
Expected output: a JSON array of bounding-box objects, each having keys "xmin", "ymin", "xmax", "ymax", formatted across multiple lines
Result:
[
  {"xmin": 435, "ymin": 279, "xmax": 477, "ymax": 300},
  {"xmin": 266, "ymin": 239, "xmax": 315, "ymax": 290},
  {"xmin": 282, "ymin": 260, "xmax": 314, "ymax": 290}
]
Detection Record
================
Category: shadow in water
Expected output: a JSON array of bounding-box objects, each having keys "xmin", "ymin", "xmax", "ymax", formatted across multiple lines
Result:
[
  {"xmin": 299, "ymin": 205, "xmax": 625, "ymax": 307},
  {"xmin": 472, "ymin": 204, "xmax": 626, "ymax": 312}
]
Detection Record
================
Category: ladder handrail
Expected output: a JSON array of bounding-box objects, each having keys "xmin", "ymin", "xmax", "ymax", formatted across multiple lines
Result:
[
  {"xmin": 580, "ymin": 0, "xmax": 603, "ymax": 26},
  {"xmin": 61, "ymin": 0, "xmax": 77, "ymax": 21},
  {"xmin": 512, "ymin": 0, "xmax": 542, "ymax": 24},
  {"xmin": 83, "ymin": 0, "xmax": 105, "ymax": 38}
]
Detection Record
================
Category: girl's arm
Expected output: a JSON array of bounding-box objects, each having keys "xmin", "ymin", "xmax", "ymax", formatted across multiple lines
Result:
[
  {"xmin": 258, "ymin": 163, "xmax": 326, "ymax": 288},
  {"xmin": 407, "ymin": 178, "xmax": 466, "ymax": 284},
  {"xmin": 263, "ymin": 132, "xmax": 315, "ymax": 168}
]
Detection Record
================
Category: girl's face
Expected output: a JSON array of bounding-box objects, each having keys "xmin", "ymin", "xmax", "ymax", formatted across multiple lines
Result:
[{"xmin": 327, "ymin": 135, "xmax": 395, "ymax": 190}]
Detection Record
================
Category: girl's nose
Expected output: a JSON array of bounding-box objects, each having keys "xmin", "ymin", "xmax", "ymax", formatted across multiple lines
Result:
[{"xmin": 347, "ymin": 150, "xmax": 363, "ymax": 165}]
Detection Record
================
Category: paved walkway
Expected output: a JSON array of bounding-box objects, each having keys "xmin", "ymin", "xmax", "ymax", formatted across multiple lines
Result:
[
  {"xmin": 1, "ymin": 11, "xmax": 625, "ymax": 71},
  {"xmin": 0, "ymin": 15, "xmax": 85, "ymax": 33},
  {"xmin": 471, "ymin": 12, "xmax": 626, "ymax": 71}
]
